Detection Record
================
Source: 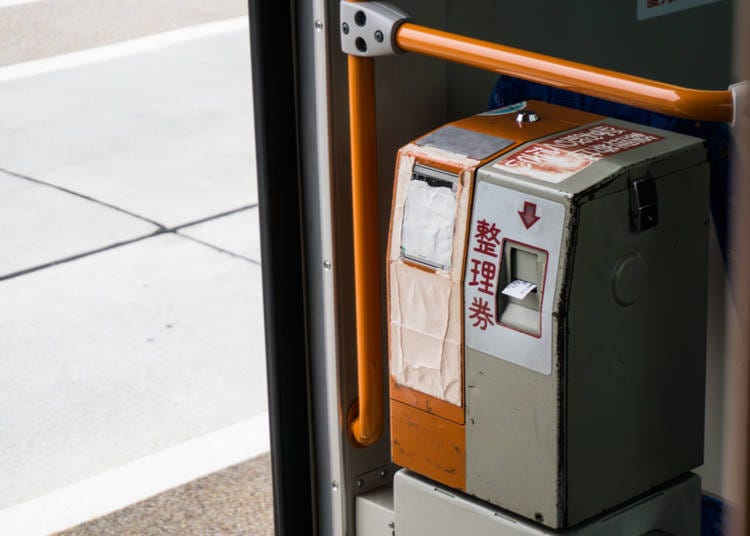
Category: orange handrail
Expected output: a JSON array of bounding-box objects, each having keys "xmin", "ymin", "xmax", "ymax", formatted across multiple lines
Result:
[
  {"xmin": 347, "ymin": 51, "xmax": 384, "ymax": 447},
  {"xmin": 345, "ymin": 15, "xmax": 734, "ymax": 449},
  {"xmin": 396, "ymin": 23, "xmax": 733, "ymax": 123}
]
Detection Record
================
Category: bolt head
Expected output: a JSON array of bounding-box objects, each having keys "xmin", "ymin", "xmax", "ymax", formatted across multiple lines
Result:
[
  {"xmin": 516, "ymin": 110, "xmax": 540, "ymax": 124},
  {"xmin": 356, "ymin": 478, "xmax": 364, "ymax": 487},
  {"xmin": 314, "ymin": 20, "xmax": 323, "ymax": 31},
  {"xmin": 342, "ymin": 22, "xmax": 350, "ymax": 35},
  {"xmin": 374, "ymin": 30, "xmax": 384, "ymax": 43}
]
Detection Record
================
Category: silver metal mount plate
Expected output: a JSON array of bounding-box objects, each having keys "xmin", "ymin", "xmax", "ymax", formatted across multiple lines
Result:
[
  {"xmin": 340, "ymin": 1, "xmax": 409, "ymax": 57},
  {"xmin": 730, "ymin": 81, "xmax": 749, "ymax": 128}
]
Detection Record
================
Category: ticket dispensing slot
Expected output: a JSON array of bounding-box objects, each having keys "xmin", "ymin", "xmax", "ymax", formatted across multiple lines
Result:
[{"xmin": 497, "ymin": 241, "xmax": 547, "ymax": 336}]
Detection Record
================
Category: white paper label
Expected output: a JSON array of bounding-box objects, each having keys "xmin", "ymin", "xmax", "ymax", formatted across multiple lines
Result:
[
  {"xmin": 502, "ymin": 279, "xmax": 537, "ymax": 300},
  {"xmin": 637, "ymin": 0, "xmax": 722, "ymax": 20},
  {"xmin": 464, "ymin": 183, "xmax": 566, "ymax": 375},
  {"xmin": 401, "ymin": 179, "xmax": 457, "ymax": 270}
]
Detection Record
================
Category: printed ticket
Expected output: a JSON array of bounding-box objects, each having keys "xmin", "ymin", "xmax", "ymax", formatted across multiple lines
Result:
[{"xmin": 501, "ymin": 279, "xmax": 537, "ymax": 300}]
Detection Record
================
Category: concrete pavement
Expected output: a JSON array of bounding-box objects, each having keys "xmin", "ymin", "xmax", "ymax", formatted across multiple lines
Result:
[{"xmin": 0, "ymin": 20, "xmax": 267, "ymax": 533}]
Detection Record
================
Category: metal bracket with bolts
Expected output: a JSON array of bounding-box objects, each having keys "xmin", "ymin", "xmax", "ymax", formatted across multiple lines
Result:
[{"xmin": 340, "ymin": 1, "xmax": 409, "ymax": 57}]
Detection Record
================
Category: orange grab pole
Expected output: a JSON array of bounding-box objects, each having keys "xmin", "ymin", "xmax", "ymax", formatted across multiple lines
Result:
[
  {"xmin": 347, "ymin": 52, "xmax": 384, "ymax": 447},
  {"xmin": 396, "ymin": 23, "xmax": 733, "ymax": 123}
]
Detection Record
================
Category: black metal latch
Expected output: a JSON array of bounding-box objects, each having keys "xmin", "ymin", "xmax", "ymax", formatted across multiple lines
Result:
[{"xmin": 630, "ymin": 176, "xmax": 658, "ymax": 232}]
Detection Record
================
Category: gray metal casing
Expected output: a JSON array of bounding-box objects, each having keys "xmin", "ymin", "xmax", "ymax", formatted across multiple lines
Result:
[
  {"xmin": 394, "ymin": 469, "xmax": 701, "ymax": 535},
  {"xmin": 464, "ymin": 119, "xmax": 709, "ymax": 527}
]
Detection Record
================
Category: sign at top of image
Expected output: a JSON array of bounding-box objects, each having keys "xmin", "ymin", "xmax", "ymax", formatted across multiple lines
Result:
[{"xmin": 637, "ymin": 0, "xmax": 723, "ymax": 20}]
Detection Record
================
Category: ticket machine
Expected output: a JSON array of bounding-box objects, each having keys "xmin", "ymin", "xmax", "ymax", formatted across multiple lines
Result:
[{"xmin": 387, "ymin": 100, "xmax": 709, "ymax": 531}]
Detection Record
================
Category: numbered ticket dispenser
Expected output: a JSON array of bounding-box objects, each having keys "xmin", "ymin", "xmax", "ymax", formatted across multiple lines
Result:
[{"xmin": 387, "ymin": 100, "xmax": 709, "ymax": 529}]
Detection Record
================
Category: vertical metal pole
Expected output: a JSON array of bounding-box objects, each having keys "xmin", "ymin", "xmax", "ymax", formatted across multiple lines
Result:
[
  {"xmin": 346, "ymin": 49, "xmax": 384, "ymax": 446},
  {"xmin": 727, "ymin": 1, "xmax": 750, "ymax": 533}
]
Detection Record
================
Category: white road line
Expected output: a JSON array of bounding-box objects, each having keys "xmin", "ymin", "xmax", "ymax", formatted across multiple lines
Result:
[
  {"xmin": 0, "ymin": 0, "xmax": 43, "ymax": 7},
  {"xmin": 0, "ymin": 16, "xmax": 249, "ymax": 83},
  {"xmin": 0, "ymin": 413, "xmax": 270, "ymax": 536}
]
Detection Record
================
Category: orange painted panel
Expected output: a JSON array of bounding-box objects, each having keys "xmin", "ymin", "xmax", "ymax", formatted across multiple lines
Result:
[
  {"xmin": 391, "ymin": 378, "xmax": 465, "ymax": 425},
  {"xmin": 391, "ymin": 400, "xmax": 466, "ymax": 491},
  {"xmin": 456, "ymin": 101, "xmax": 602, "ymax": 138}
]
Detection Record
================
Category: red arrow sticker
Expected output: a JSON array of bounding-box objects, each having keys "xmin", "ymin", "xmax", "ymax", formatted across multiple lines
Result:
[{"xmin": 519, "ymin": 201, "xmax": 540, "ymax": 229}]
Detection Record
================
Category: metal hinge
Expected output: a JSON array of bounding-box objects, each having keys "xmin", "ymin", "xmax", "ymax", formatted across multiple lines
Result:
[{"xmin": 340, "ymin": 1, "xmax": 409, "ymax": 57}]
